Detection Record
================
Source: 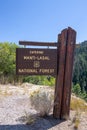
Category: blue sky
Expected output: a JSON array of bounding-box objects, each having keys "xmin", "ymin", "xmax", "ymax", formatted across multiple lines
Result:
[{"xmin": 0, "ymin": 0, "xmax": 87, "ymax": 44}]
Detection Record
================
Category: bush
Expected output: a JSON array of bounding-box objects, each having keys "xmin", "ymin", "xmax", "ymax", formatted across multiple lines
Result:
[
  {"xmin": 72, "ymin": 84, "xmax": 81, "ymax": 96},
  {"xmin": 72, "ymin": 83, "xmax": 87, "ymax": 102},
  {"xmin": 23, "ymin": 76, "xmax": 55, "ymax": 86},
  {"xmin": 29, "ymin": 87, "xmax": 54, "ymax": 116}
]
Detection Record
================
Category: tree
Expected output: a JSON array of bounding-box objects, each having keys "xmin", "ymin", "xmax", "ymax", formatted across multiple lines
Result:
[
  {"xmin": 72, "ymin": 84, "xmax": 81, "ymax": 96},
  {"xmin": 0, "ymin": 42, "xmax": 19, "ymax": 83},
  {"xmin": 73, "ymin": 41, "xmax": 87, "ymax": 93}
]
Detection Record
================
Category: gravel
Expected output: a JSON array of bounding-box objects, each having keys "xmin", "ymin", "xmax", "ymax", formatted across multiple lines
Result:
[{"xmin": 0, "ymin": 83, "xmax": 87, "ymax": 130}]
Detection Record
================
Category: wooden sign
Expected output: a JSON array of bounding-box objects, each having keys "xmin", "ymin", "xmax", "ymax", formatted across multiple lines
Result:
[
  {"xmin": 16, "ymin": 27, "xmax": 76, "ymax": 120},
  {"xmin": 16, "ymin": 48, "xmax": 57, "ymax": 76}
]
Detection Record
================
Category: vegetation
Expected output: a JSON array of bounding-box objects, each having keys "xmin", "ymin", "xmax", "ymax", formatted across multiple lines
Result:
[
  {"xmin": 72, "ymin": 41, "xmax": 87, "ymax": 101},
  {"xmin": 70, "ymin": 95, "xmax": 87, "ymax": 112},
  {"xmin": 73, "ymin": 41, "xmax": 87, "ymax": 91},
  {"xmin": 0, "ymin": 42, "xmax": 23, "ymax": 84},
  {"xmin": 70, "ymin": 95, "xmax": 87, "ymax": 129},
  {"xmin": 23, "ymin": 76, "xmax": 55, "ymax": 86},
  {"xmin": 0, "ymin": 41, "xmax": 87, "ymax": 101},
  {"xmin": 30, "ymin": 87, "xmax": 54, "ymax": 116}
]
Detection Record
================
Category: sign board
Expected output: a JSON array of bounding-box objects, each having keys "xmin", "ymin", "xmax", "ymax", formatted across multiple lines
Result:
[
  {"xmin": 16, "ymin": 27, "xmax": 76, "ymax": 120},
  {"xmin": 16, "ymin": 48, "xmax": 57, "ymax": 76}
]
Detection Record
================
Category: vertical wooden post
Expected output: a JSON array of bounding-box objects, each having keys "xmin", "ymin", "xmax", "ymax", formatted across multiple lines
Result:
[
  {"xmin": 53, "ymin": 29, "xmax": 68, "ymax": 118},
  {"xmin": 61, "ymin": 27, "xmax": 76, "ymax": 119},
  {"xmin": 53, "ymin": 27, "xmax": 76, "ymax": 119}
]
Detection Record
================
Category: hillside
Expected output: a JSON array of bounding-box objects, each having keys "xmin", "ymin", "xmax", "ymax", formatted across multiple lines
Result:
[{"xmin": 72, "ymin": 41, "xmax": 87, "ymax": 101}]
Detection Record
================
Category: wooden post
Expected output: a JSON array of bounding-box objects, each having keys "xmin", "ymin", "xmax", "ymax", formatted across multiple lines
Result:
[
  {"xmin": 53, "ymin": 27, "xmax": 76, "ymax": 119},
  {"xmin": 53, "ymin": 29, "xmax": 68, "ymax": 118},
  {"xmin": 60, "ymin": 27, "xmax": 76, "ymax": 119}
]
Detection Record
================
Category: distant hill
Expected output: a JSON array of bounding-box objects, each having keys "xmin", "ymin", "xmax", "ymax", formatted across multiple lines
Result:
[{"xmin": 73, "ymin": 41, "xmax": 87, "ymax": 92}]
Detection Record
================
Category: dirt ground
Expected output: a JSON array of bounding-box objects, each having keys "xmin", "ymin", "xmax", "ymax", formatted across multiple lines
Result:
[{"xmin": 0, "ymin": 83, "xmax": 87, "ymax": 130}]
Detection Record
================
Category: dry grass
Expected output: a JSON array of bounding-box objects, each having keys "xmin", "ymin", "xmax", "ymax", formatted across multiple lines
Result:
[
  {"xmin": 0, "ymin": 88, "xmax": 12, "ymax": 97},
  {"xmin": 70, "ymin": 111, "xmax": 81, "ymax": 130},
  {"xmin": 70, "ymin": 95, "xmax": 87, "ymax": 112},
  {"xmin": 70, "ymin": 95, "xmax": 87, "ymax": 129}
]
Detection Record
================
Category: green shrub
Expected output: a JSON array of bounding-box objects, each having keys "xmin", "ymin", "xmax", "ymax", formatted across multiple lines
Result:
[{"xmin": 23, "ymin": 76, "xmax": 55, "ymax": 86}]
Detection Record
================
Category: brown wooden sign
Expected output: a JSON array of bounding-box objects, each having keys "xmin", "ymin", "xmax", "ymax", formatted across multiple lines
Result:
[
  {"xmin": 16, "ymin": 27, "xmax": 76, "ymax": 120},
  {"xmin": 16, "ymin": 48, "xmax": 57, "ymax": 76}
]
